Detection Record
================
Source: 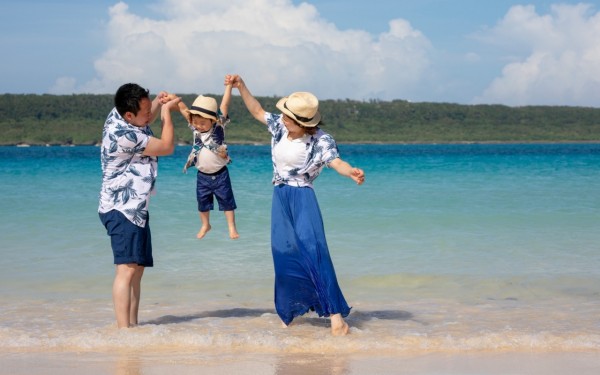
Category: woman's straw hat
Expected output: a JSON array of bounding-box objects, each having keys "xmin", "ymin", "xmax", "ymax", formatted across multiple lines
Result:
[{"xmin": 276, "ymin": 92, "xmax": 321, "ymax": 127}]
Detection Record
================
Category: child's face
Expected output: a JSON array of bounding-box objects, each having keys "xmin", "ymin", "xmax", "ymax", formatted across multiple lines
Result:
[{"xmin": 190, "ymin": 114, "xmax": 214, "ymax": 132}]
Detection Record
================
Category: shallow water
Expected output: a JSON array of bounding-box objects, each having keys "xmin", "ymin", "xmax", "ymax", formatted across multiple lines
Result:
[{"xmin": 1, "ymin": 143, "xmax": 599, "ymax": 354}]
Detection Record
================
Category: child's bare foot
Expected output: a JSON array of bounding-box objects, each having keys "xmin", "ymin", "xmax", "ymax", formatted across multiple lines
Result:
[
  {"xmin": 229, "ymin": 226, "xmax": 239, "ymax": 240},
  {"xmin": 196, "ymin": 225, "xmax": 211, "ymax": 239},
  {"xmin": 331, "ymin": 314, "xmax": 349, "ymax": 336},
  {"xmin": 225, "ymin": 211, "xmax": 239, "ymax": 240}
]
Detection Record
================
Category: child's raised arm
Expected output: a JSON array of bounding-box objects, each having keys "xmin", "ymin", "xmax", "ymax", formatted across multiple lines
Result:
[
  {"xmin": 220, "ymin": 83, "xmax": 233, "ymax": 118},
  {"xmin": 165, "ymin": 93, "xmax": 190, "ymax": 122}
]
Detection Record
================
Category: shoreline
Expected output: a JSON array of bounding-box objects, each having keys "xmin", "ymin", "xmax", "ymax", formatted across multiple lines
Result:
[{"xmin": 5, "ymin": 140, "xmax": 600, "ymax": 147}]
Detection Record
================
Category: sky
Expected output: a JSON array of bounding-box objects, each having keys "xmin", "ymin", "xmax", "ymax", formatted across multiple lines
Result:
[{"xmin": 1, "ymin": 0, "xmax": 600, "ymax": 106}]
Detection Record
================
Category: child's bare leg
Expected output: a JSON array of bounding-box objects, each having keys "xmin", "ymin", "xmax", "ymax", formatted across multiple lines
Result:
[
  {"xmin": 197, "ymin": 211, "xmax": 211, "ymax": 239},
  {"xmin": 224, "ymin": 210, "xmax": 239, "ymax": 239},
  {"xmin": 330, "ymin": 313, "xmax": 349, "ymax": 336}
]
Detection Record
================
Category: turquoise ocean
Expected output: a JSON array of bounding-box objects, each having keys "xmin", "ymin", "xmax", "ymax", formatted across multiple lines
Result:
[{"xmin": 1, "ymin": 143, "xmax": 599, "ymax": 357}]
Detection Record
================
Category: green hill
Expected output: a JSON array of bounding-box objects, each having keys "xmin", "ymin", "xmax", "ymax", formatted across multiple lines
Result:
[{"xmin": 1, "ymin": 93, "xmax": 599, "ymax": 145}]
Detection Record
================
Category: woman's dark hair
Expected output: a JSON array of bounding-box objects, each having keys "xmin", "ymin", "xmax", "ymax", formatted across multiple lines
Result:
[
  {"xmin": 302, "ymin": 125, "xmax": 318, "ymax": 135},
  {"xmin": 114, "ymin": 83, "xmax": 150, "ymax": 117},
  {"xmin": 300, "ymin": 120, "xmax": 323, "ymax": 135}
]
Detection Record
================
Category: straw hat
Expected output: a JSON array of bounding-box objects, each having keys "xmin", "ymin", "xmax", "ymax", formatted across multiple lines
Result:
[
  {"xmin": 276, "ymin": 92, "xmax": 321, "ymax": 127},
  {"xmin": 186, "ymin": 95, "xmax": 218, "ymax": 121}
]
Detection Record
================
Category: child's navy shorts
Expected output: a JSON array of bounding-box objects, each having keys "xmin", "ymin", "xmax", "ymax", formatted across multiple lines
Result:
[
  {"xmin": 99, "ymin": 210, "xmax": 153, "ymax": 267},
  {"xmin": 196, "ymin": 167, "xmax": 237, "ymax": 212}
]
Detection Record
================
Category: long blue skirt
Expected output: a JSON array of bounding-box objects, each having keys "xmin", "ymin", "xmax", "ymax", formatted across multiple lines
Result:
[{"xmin": 271, "ymin": 184, "xmax": 351, "ymax": 325}]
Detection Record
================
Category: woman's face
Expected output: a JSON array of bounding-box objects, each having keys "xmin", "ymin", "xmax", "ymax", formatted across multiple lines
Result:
[{"xmin": 282, "ymin": 114, "xmax": 305, "ymax": 134}]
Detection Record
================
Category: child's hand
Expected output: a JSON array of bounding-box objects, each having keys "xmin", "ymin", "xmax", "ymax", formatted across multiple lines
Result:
[{"xmin": 217, "ymin": 145, "xmax": 228, "ymax": 159}]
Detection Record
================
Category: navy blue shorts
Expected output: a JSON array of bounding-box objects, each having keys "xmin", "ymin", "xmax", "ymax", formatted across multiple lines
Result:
[
  {"xmin": 99, "ymin": 210, "xmax": 153, "ymax": 267},
  {"xmin": 196, "ymin": 167, "xmax": 237, "ymax": 212}
]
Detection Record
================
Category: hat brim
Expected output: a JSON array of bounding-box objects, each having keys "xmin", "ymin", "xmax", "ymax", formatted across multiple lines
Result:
[
  {"xmin": 276, "ymin": 97, "xmax": 321, "ymax": 128},
  {"xmin": 185, "ymin": 108, "xmax": 217, "ymax": 121}
]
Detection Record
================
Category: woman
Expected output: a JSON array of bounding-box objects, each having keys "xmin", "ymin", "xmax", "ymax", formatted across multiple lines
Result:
[{"xmin": 227, "ymin": 75, "xmax": 365, "ymax": 336}]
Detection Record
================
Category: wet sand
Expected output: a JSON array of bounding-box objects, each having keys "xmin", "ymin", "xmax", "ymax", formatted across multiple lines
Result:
[{"xmin": 2, "ymin": 351, "xmax": 600, "ymax": 375}]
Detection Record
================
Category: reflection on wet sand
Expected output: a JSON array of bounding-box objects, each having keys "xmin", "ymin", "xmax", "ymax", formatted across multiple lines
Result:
[
  {"xmin": 115, "ymin": 352, "xmax": 142, "ymax": 375},
  {"xmin": 275, "ymin": 354, "xmax": 349, "ymax": 375}
]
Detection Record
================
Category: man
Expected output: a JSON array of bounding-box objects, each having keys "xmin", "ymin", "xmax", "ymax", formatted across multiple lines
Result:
[{"xmin": 98, "ymin": 83, "xmax": 179, "ymax": 328}]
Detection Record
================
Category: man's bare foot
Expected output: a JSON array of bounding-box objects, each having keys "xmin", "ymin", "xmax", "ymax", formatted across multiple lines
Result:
[
  {"xmin": 229, "ymin": 226, "xmax": 239, "ymax": 240},
  {"xmin": 331, "ymin": 314, "xmax": 350, "ymax": 336},
  {"xmin": 196, "ymin": 225, "xmax": 211, "ymax": 239}
]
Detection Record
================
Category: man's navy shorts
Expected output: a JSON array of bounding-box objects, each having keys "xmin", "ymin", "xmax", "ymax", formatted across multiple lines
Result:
[
  {"xmin": 196, "ymin": 167, "xmax": 237, "ymax": 212},
  {"xmin": 99, "ymin": 210, "xmax": 153, "ymax": 267}
]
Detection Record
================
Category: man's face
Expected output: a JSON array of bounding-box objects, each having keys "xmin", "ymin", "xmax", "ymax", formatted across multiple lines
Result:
[{"xmin": 125, "ymin": 97, "xmax": 152, "ymax": 127}]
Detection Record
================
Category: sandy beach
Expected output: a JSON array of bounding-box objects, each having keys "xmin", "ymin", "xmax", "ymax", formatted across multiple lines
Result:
[{"xmin": 3, "ymin": 350, "xmax": 600, "ymax": 375}]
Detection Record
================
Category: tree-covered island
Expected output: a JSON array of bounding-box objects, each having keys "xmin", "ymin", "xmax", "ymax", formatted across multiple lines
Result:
[{"xmin": 1, "ymin": 93, "xmax": 599, "ymax": 145}]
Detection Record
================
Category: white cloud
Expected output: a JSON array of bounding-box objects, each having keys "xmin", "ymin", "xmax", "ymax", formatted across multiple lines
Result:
[
  {"xmin": 49, "ymin": 77, "xmax": 77, "ymax": 94},
  {"xmin": 464, "ymin": 52, "xmax": 481, "ymax": 63},
  {"xmin": 62, "ymin": 0, "xmax": 431, "ymax": 100},
  {"xmin": 475, "ymin": 3, "xmax": 600, "ymax": 106}
]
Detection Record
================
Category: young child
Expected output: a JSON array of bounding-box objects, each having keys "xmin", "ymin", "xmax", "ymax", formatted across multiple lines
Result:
[{"xmin": 170, "ymin": 84, "xmax": 239, "ymax": 239}]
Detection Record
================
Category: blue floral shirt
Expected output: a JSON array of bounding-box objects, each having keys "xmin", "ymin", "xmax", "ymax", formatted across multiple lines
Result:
[
  {"xmin": 265, "ymin": 112, "xmax": 339, "ymax": 187},
  {"xmin": 183, "ymin": 113, "xmax": 231, "ymax": 173},
  {"xmin": 98, "ymin": 108, "xmax": 157, "ymax": 227}
]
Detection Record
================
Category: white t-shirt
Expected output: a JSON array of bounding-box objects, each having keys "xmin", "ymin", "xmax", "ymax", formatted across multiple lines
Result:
[
  {"xmin": 264, "ymin": 112, "xmax": 340, "ymax": 188},
  {"xmin": 183, "ymin": 114, "xmax": 230, "ymax": 174},
  {"xmin": 272, "ymin": 132, "xmax": 310, "ymax": 178},
  {"xmin": 195, "ymin": 129, "xmax": 228, "ymax": 174}
]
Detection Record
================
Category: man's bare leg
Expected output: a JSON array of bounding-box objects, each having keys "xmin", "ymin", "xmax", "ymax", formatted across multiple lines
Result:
[
  {"xmin": 113, "ymin": 264, "xmax": 143, "ymax": 328},
  {"xmin": 197, "ymin": 211, "xmax": 211, "ymax": 239},
  {"xmin": 224, "ymin": 210, "xmax": 239, "ymax": 239},
  {"xmin": 330, "ymin": 313, "xmax": 349, "ymax": 336},
  {"xmin": 129, "ymin": 266, "xmax": 145, "ymax": 326}
]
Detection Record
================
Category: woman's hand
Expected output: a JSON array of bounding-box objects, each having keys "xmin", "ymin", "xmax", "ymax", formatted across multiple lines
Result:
[
  {"xmin": 349, "ymin": 167, "xmax": 365, "ymax": 185},
  {"xmin": 330, "ymin": 158, "xmax": 365, "ymax": 185}
]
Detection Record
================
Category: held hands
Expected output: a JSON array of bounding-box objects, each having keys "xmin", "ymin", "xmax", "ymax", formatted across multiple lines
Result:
[
  {"xmin": 225, "ymin": 74, "xmax": 243, "ymax": 89},
  {"xmin": 156, "ymin": 91, "xmax": 169, "ymax": 103},
  {"xmin": 162, "ymin": 94, "xmax": 181, "ymax": 112},
  {"xmin": 161, "ymin": 93, "xmax": 181, "ymax": 110}
]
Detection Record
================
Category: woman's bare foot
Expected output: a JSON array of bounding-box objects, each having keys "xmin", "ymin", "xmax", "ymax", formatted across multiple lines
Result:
[
  {"xmin": 330, "ymin": 314, "xmax": 350, "ymax": 336},
  {"xmin": 196, "ymin": 225, "xmax": 211, "ymax": 239}
]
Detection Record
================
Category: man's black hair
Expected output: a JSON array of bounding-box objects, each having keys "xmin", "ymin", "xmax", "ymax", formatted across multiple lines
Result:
[{"xmin": 114, "ymin": 83, "xmax": 150, "ymax": 117}]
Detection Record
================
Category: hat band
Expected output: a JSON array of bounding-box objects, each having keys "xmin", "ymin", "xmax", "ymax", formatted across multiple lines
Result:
[
  {"xmin": 190, "ymin": 105, "xmax": 216, "ymax": 118},
  {"xmin": 284, "ymin": 102, "xmax": 314, "ymax": 123}
]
